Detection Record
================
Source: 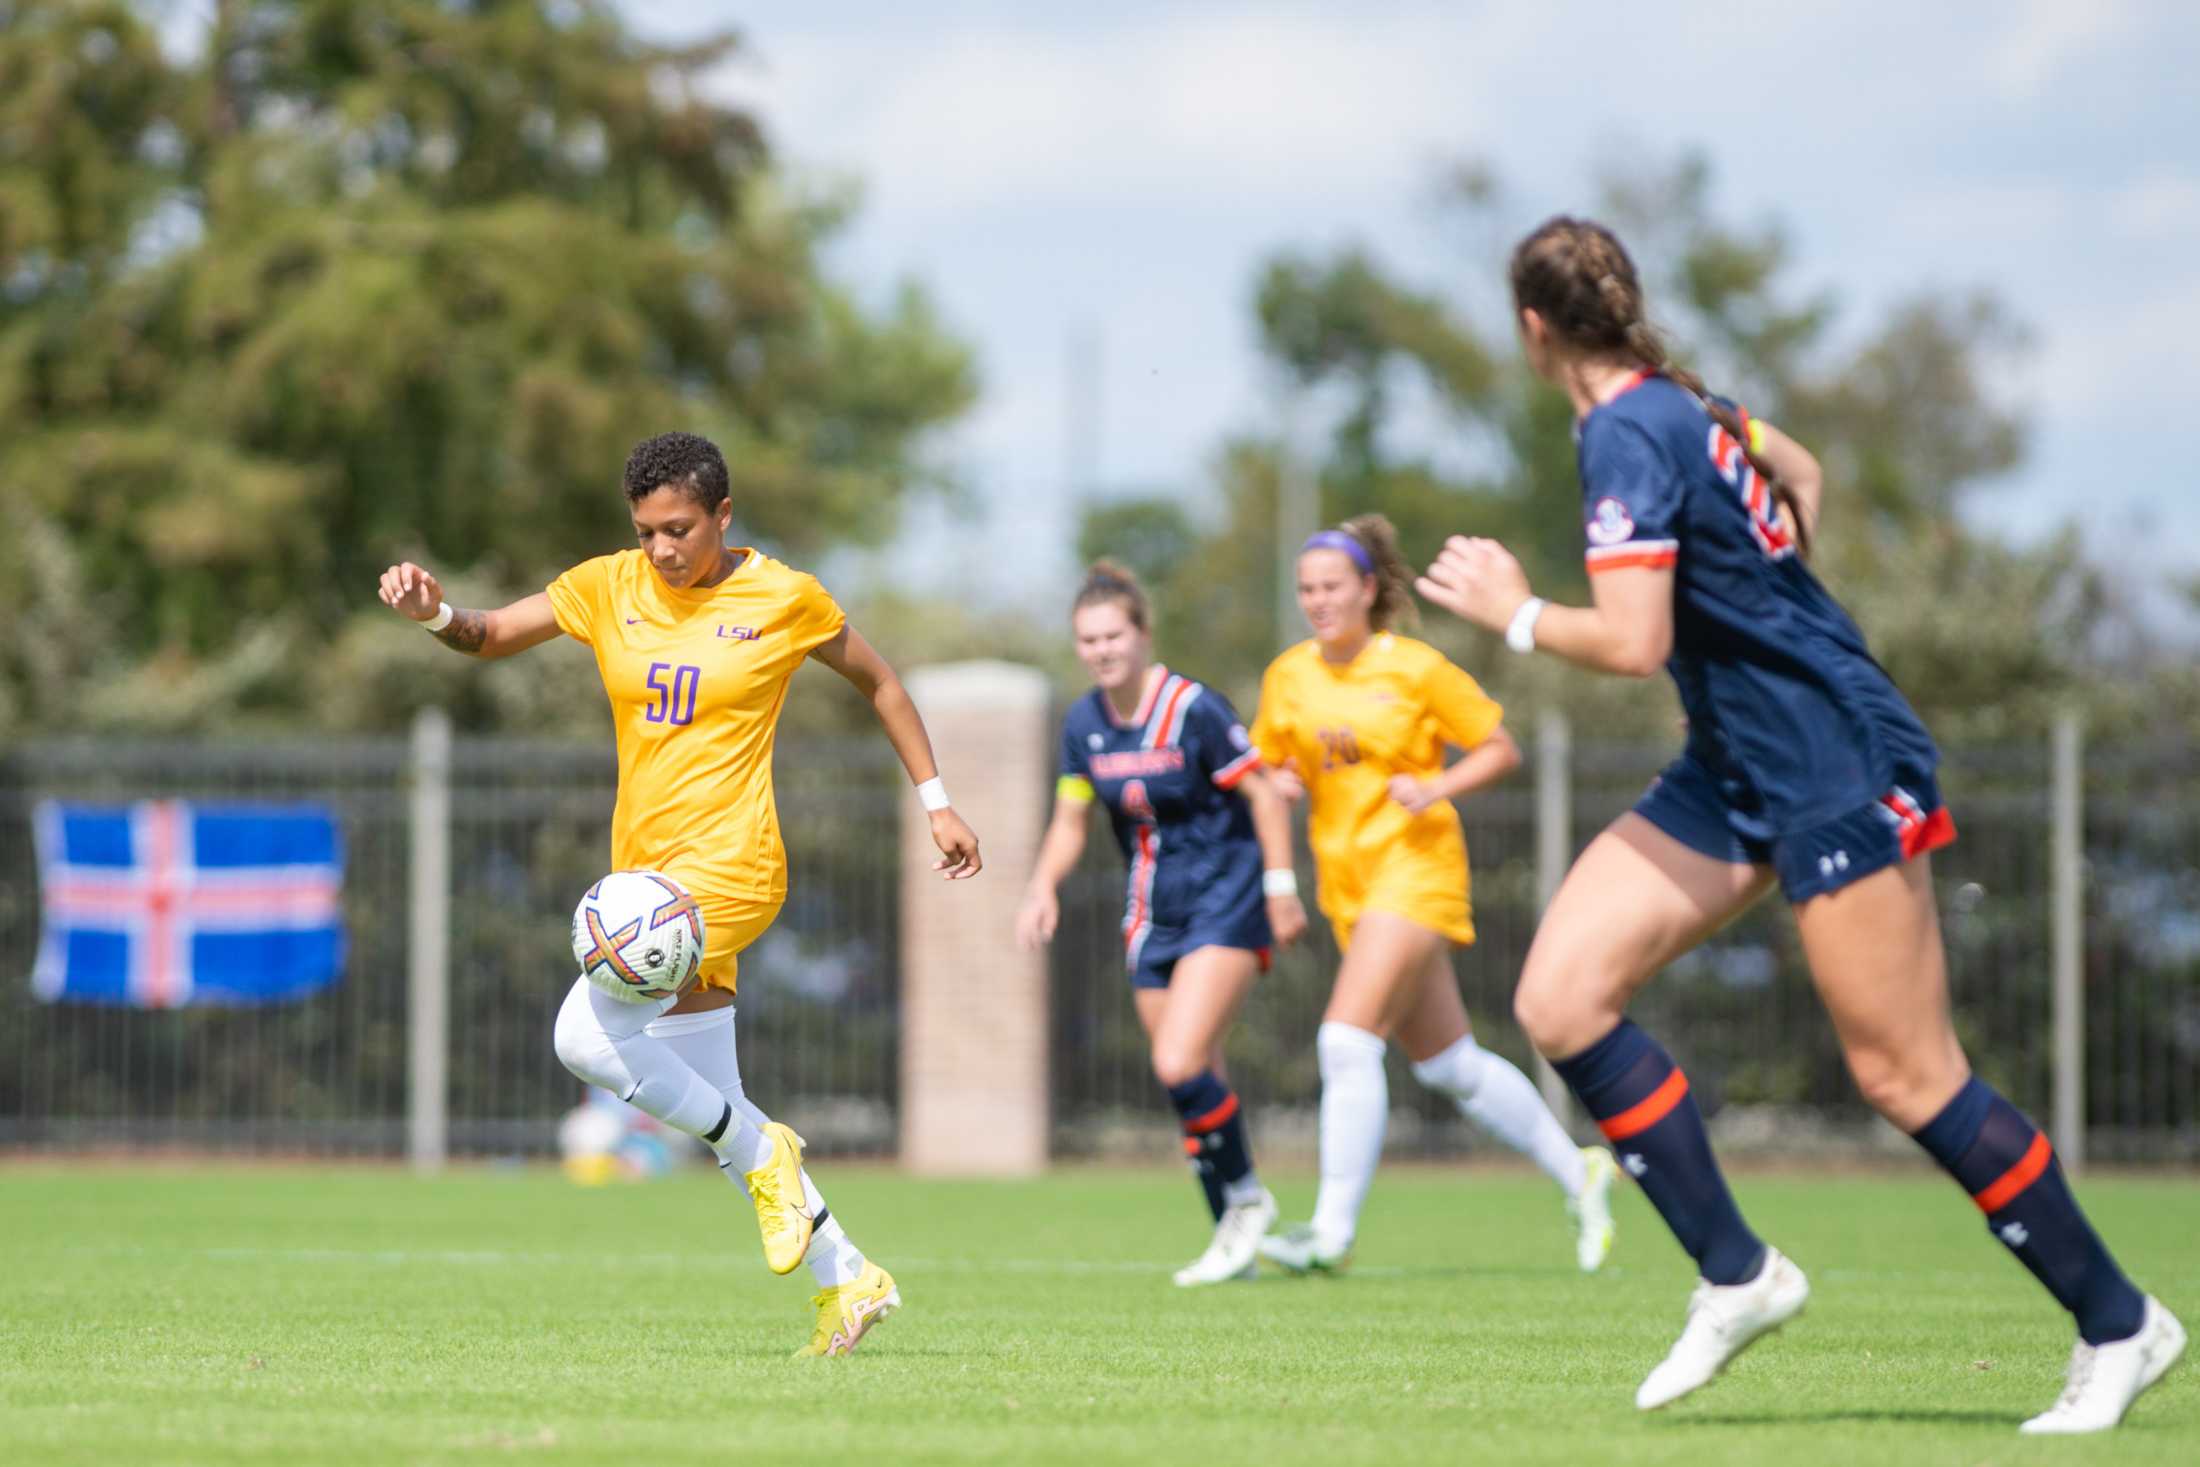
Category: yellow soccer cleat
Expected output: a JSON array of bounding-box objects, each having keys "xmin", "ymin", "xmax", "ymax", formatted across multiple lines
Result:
[
  {"xmin": 794, "ymin": 1263, "xmax": 901, "ymax": 1359},
  {"xmin": 742, "ymin": 1121, "xmax": 814, "ymax": 1276}
]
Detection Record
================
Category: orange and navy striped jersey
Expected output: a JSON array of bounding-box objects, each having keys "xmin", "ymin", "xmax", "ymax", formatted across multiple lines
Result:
[
  {"xmin": 1056, "ymin": 668, "xmax": 1269, "ymax": 959},
  {"xmin": 546, "ymin": 548, "xmax": 845, "ymax": 903},
  {"xmin": 1578, "ymin": 372, "xmax": 1940, "ymax": 827},
  {"xmin": 1248, "ymin": 634, "xmax": 1503, "ymax": 880}
]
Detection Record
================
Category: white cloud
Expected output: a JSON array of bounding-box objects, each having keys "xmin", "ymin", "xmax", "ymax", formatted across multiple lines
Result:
[{"xmin": 1982, "ymin": 0, "xmax": 2137, "ymax": 98}]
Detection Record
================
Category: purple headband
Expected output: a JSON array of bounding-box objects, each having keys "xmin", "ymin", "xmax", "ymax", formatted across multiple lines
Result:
[{"xmin": 1301, "ymin": 529, "xmax": 1374, "ymax": 576}]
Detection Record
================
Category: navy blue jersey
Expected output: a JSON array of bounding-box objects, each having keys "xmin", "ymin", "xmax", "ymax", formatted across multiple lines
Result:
[
  {"xmin": 1578, "ymin": 373, "xmax": 1939, "ymax": 838},
  {"xmin": 1058, "ymin": 669, "xmax": 1267, "ymax": 959}
]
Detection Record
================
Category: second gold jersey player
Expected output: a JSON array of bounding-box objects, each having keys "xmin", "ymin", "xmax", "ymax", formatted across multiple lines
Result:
[
  {"xmin": 1248, "ymin": 514, "xmax": 1615, "ymax": 1276},
  {"xmin": 378, "ymin": 431, "xmax": 980, "ymax": 1359}
]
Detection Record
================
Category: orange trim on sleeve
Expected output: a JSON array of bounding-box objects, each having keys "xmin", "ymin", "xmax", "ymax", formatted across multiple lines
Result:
[
  {"xmin": 1585, "ymin": 548, "xmax": 1679, "ymax": 574},
  {"xmin": 1597, "ymin": 1068, "xmax": 1690, "ymax": 1142}
]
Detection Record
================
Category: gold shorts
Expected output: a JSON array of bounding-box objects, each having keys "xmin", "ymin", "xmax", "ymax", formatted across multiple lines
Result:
[
  {"xmin": 687, "ymin": 892, "xmax": 783, "ymax": 996},
  {"xmin": 1319, "ymin": 851, "xmax": 1474, "ymax": 953}
]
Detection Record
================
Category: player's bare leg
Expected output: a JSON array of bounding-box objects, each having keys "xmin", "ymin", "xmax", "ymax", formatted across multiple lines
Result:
[
  {"xmin": 1137, "ymin": 950, "xmax": 1275, "ymax": 1285},
  {"xmin": 1800, "ymin": 857, "xmax": 2180, "ymax": 1432},
  {"xmin": 1519, "ymin": 816, "xmax": 1800, "ymax": 1407}
]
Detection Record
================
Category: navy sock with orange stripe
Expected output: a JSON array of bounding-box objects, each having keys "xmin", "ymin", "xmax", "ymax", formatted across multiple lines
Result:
[
  {"xmin": 1551, "ymin": 1020, "xmax": 1765, "ymax": 1285},
  {"xmin": 1911, "ymin": 1077, "xmax": 2144, "ymax": 1344},
  {"xmin": 1168, "ymin": 1071, "xmax": 1254, "ymax": 1222}
]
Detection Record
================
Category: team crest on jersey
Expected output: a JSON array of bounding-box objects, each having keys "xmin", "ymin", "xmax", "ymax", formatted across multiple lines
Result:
[
  {"xmin": 1228, "ymin": 724, "xmax": 1251, "ymax": 751},
  {"xmin": 1088, "ymin": 732, "xmax": 1105, "ymax": 750},
  {"xmin": 1586, "ymin": 496, "xmax": 1636, "ymax": 546}
]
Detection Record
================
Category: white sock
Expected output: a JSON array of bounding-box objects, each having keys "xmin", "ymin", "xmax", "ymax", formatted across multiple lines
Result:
[
  {"xmin": 643, "ymin": 1008, "xmax": 773, "ymax": 1173},
  {"xmin": 638, "ymin": 1003, "xmax": 866, "ymax": 1287},
  {"xmin": 1411, "ymin": 1033, "xmax": 1586, "ymax": 1197},
  {"xmin": 803, "ymin": 1177, "xmax": 868, "ymax": 1288},
  {"xmin": 1310, "ymin": 1022, "xmax": 1388, "ymax": 1249},
  {"xmin": 552, "ymin": 980, "xmax": 732, "ymax": 1139}
]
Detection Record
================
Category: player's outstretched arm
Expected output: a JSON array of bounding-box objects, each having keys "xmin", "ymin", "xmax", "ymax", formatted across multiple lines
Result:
[
  {"xmin": 1015, "ymin": 794, "xmax": 1092, "ymax": 949},
  {"xmin": 809, "ymin": 624, "xmax": 982, "ymax": 879},
  {"xmin": 376, "ymin": 562, "xmax": 564, "ymax": 660},
  {"xmin": 1416, "ymin": 536, "xmax": 1674, "ymax": 679}
]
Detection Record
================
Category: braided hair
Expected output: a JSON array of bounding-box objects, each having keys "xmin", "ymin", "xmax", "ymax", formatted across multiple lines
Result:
[{"xmin": 1509, "ymin": 216, "xmax": 1811, "ymax": 555}]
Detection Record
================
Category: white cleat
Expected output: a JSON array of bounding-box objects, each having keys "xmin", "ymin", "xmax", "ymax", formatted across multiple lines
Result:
[
  {"xmin": 2019, "ymin": 1295, "xmax": 2186, "ymax": 1434},
  {"xmin": 1173, "ymin": 1189, "xmax": 1279, "ymax": 1287},
  {"xmin": 1256, "ymin": 1220, "xmax": 1352, "ymax": 1276},
  {"xmin": 1635, "ymin": 1247, "xmax": 1810, "ymax": 1410},
  {"xmin": 1570, "ymin": 1145, "xmax": 1617, "ymax": 1273}
]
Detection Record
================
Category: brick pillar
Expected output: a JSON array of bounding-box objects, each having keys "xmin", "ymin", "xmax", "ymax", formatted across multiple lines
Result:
[{"xmin": 900, "ymin": 661, "xmax": 1051, "ymax": 1175}]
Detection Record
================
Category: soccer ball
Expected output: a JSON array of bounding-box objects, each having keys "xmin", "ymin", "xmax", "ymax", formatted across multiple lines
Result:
[{"xmin": 571, "ymin": 870, "xmax": 705, "ymax": 1003}]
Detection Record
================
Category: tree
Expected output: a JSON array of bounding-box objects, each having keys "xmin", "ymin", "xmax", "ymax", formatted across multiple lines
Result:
[
  {"xmin": 1097, "ymin": 151, "xmax": 2116, "ymax": 739},
  {"xmin": 0, "ymin": 0, "xmax": 976, "ymax": 734}
]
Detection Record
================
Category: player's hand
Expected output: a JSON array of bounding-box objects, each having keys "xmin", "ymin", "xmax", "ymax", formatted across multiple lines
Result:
[
  {"xmin": 1014, "ymin": 887, "xmax": 1059, "ymax": 949},
  {"xmin": 1269, "ymin": 758, "xmax": 1306, "ymax": 803},
  {"xmin": 1266, "ymin": 892, "xmax": 1309, "ymax": 951},
  {"xmin": 378, "ymin": 562, "xmax": 445, "ymax": 622},
  {"xmin": 929, "ymin": 808, "xmax": 982, "ymax": 880},
  {"xmin": 1416, "ymin": 536, "xmax": 1532, "ymax": 635},
  {"xmin": 1387, "ymin": 774, "xmax": 1441, "ymax": 816}
]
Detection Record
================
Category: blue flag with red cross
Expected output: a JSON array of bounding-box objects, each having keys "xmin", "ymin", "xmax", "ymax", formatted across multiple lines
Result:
[{"xmin": 31, "ymin": 800, "xmax": 346, "ymax": 1007}]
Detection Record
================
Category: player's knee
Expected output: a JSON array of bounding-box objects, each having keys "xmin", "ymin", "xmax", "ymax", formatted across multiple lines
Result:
[
  {"xmin": 1844, "ymin": 1045, "xmax": 1950, "ymax": 1128},
  {"xmin": 1316, "ymin": 1021, "xmax": 1386, "ymax": 1081},
  {"xmin": 552, "ymin": 983, "xmax": 622, "ymax": 1091},
  {"xmin": 1149, "ymin": 1044, "xmax": 1204, "ymax": 1089},
  {"xmin": 1512, "ymin": 968, "xmax": 1599, "ymax": 1058}
]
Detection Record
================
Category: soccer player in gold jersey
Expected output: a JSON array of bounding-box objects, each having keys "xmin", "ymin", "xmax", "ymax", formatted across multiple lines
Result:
[
  {"xmin": 1248, "ymin": 514, "xmax": 1615, "ymax": 1275},
  {"xmin": 377, "ymin": 431, "xmax": 979, "ymax": 1358}
]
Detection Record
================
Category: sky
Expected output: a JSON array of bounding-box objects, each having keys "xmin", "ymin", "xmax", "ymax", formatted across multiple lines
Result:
[{"xmin": 631, "ymin": 1, "xmax": 2199, "ymax": 613}]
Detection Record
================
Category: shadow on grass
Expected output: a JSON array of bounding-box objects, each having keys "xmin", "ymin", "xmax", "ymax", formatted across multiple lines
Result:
[{"xmin": 1662, "ymin": 1407, "xmax": 2017, "ymax": 1429}]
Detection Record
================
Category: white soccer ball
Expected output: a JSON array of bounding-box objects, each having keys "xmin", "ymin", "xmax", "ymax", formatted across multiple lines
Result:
[{"xmin": 571, "ymin": 870, "xmax": 705, "ymax": 1003}]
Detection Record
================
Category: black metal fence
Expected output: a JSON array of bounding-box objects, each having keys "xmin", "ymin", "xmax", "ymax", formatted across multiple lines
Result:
[{"xmin": 2, "ymin": 729, "xmax": 2195, "ymax": 1162}]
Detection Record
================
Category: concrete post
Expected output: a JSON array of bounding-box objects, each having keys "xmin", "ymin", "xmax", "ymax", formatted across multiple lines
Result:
[
  {"xmin": 900, "ymin": 661, "xmax": 1053, "ymax": 1175},
  {"xmin": 408, "ymin": 706, "xmax": 451, "ymax": 1172},
  {"xmin": 2050, "ymin": 709, "xmax": 2085, "ymax": 1174}
]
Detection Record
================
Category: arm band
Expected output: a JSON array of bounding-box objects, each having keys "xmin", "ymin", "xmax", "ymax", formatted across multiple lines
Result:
[
  {"xmin": 423, "ymin": 601, "xmax": 455, "ymax": 633},
  {"xmin": 1262, "ymin": 869, "xmax": 1300, "ymax": 899},
  {"xmin": 916, "ymin": 777, "xmax": 951, "ymax": 812}
]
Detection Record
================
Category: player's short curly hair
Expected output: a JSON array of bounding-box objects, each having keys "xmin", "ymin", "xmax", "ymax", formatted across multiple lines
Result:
[{"xmin": 622, "ymin": 432, "xmax": 730, "ymax": 510}]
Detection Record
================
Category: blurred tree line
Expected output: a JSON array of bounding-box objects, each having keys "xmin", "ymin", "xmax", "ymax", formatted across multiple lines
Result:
[
  {"xmin": 0, "ymin": 0, "xmax": 973, "ymax": 736},
  {"xmin": 1081, "ymin": 156, "xmax": 2191, "ymax": 742}
]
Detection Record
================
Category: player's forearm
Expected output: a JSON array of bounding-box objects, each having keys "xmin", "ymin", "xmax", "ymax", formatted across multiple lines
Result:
[
  {"xmin": 1242, "ymin": 774, "xmax": 1298, "ymax": 873},
  {"xmin": 1026, "ymin": 812, "xmax": 1089, "ymax": 897},
  {"xmin": 867, "ymin": 675, "xmax": 945, "ymax": 787},
  {"xmin": 1526, "ymin": 600, "xmax": 1670, "ymax": 679},
  {"xmin": 1431, "ymin": 728, "xmax": 1521, "ymax": 801},
  {"xmin": 428, "ymin": 607, "xmax": 493, "ymax": 657}
]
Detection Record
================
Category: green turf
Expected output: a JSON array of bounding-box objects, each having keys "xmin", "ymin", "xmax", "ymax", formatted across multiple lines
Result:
[{"xmin": 0, "ymin": 1164, "xmax": 2193, "ymax": 1465}]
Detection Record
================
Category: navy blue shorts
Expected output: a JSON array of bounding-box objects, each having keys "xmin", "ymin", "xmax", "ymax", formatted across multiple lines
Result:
[
  {"xmin": 1633, "ymin": 754, "xmax": 1957, "ymax": 903},
  {"xmin": 1126, "ymin": 919, "xmax": 1272, "ymax": 990}
]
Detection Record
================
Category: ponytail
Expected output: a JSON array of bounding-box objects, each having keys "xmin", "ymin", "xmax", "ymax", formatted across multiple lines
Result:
[
  {"xmin": 1337, "ymin": 514, "xmax": 1418, "ymax": 632},
  {"xmin": 1512, "ymin": 215, "xmax": 1813, "ymax": 556}
]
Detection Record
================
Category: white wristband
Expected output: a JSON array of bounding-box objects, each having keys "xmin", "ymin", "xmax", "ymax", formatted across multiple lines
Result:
[
  {"xmin": 916, "ymin": 777, "xmax": 951, "ymax": 812},
  {"xmin": 423, "ymin": 601, "xmax": 455, "ymax": 633},
  {"xmin": 1262, "ymin": 869, "xmax": 1299, "ymax": 898},
  {"xmin": 1504, "ymin": 596, "xmax": 1547, "ymax": 655}
]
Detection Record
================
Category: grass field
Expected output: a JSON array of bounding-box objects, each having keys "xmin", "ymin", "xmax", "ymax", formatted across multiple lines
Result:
[{"xmin": 1, "ymin": 1163, "xmax": 2194, "ymax": 1466}]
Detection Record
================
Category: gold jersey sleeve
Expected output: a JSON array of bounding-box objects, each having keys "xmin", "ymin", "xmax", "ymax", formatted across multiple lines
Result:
[
  {"xmin": 549, "ymin": 548, "xmax": 846, "ymax": 904},
  {"xmin": 1251, "ymin": 635, "xmax": 1501, "ymax": 881}
]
